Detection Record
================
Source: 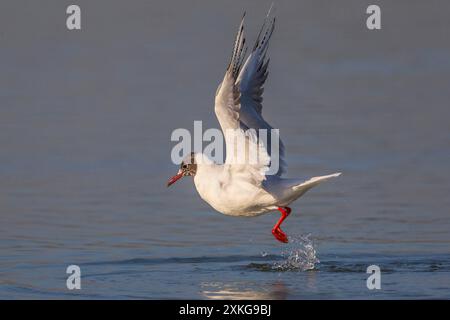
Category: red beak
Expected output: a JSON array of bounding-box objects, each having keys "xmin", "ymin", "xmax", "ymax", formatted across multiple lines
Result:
[{"xmin": 167, "ymin": 170, "xmax": 183, "ymax": 187}]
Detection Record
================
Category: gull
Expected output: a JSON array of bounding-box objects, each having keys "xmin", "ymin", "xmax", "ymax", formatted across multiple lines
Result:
[{"xmin": 167, "ymin": 10, "xmax": 341, "ymax": 243}]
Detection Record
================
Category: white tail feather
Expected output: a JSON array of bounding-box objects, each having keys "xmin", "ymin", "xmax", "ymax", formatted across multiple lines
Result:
[{"xmin": 293, "ymin": 172, "xmax": 342, "ymax": 192}]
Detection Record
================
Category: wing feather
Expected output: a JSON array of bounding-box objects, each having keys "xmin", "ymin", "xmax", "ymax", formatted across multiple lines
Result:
[
  {"xmin": 214, "ymin": 9, "xmax": 286, "ymax": 184},
  {"xmin": 236, "ymin": 13, "xmax": 286, "ymax": 176}
]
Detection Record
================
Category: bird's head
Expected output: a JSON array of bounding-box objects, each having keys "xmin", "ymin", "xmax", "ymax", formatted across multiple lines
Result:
[{"xmin": 167, "ymin": 152, "xmax": 197, "ymax": 187}]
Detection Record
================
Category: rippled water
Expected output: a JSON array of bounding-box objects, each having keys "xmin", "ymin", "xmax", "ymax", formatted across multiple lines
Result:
[{"xmin": 1, "ymin": 1, "xmax": 450, "ymax": 299}]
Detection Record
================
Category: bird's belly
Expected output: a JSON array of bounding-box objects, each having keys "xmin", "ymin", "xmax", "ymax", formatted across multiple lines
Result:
[
  {"xmin": 210, "ymin": 198, "xmax": 274, "ymax": 217},
  {"xmin": 195, "ymin": 182, "xmax": 277, "ymax": 217}
]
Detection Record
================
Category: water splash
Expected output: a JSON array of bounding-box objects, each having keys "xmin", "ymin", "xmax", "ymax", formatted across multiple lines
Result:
[{"xmin": 272, "ymin": 234, "xmax": 319, "ymax": 271}]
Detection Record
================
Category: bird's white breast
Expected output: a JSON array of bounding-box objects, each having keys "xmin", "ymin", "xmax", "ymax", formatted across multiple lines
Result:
[{"xmin": 193, "ymin": 163, "xmax": 277, "ymax": 216}]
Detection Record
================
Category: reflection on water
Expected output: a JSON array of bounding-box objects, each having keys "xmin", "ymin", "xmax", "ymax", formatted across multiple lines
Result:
[{"xmin": 201, "ymin": 281, "xmax": 289, "ymax": 300}]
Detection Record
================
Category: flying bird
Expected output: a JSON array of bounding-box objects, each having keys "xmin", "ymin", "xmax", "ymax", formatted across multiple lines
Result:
[{"xmin": 167, "ymin": 10, "xmax": 341, "ymax": 243}]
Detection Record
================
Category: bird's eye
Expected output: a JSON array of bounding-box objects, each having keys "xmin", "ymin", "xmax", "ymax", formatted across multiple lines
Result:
[{"xmin": 182, "ymin": 164, "xmax": 188, "ymax": 169}]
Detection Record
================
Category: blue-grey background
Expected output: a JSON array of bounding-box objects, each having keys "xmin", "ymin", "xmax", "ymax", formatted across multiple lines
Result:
[{"xmin": 0, "ymin": 0, "xmax": 449, "ymax": 299}]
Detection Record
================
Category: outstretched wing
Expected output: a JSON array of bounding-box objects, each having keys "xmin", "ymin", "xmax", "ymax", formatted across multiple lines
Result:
[
  {"xmin": 236, "ymin": 12, "xmax": 286, "ymax": 176},
  {"xmin": 214, "ymin": 11, "xmax": 286, "ymax": 179},
  {"xmin": 214, "ymin": 13, "xmax": 271, "ymax": 184},
  {"xmin": 214, "ymin": 13, "xmax": 246, "ymax": 132}
]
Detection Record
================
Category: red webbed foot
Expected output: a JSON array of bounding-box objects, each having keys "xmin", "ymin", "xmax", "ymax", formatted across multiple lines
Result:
[
  {"xmin": 272, "ymin": 227, "xmax": 288, "ymax": 243},
  {"xmin": 271, "ymin": 207, "xmax": 292, "ymax": 243}
]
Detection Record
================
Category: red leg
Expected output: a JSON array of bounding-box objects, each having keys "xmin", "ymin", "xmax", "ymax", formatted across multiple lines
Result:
[{"xmin": 272, "ymin": 207, "xmax": 291, "ymax": 243}]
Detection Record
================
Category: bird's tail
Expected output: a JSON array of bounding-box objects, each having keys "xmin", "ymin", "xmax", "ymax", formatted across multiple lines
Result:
[{"xmin": 292, "ymin": 172, "xmax": 342, "ymax": 196}]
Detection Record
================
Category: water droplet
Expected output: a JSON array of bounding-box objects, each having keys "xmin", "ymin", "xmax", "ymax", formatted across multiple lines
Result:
[{"xmin": 272, "ymin": 234, "xmax": 319, "ymax": 271}]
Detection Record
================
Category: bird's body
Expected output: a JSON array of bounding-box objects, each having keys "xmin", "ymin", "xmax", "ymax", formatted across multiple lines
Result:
[
  {"xmin": 192, "ymin": 153, "xmax": 340, "ymax": 217},
  {"xmin": 193, "ymin": 155, "xmax": 277, "ymax": 217},
  {"xmin": 168, "ymin": 9, "xmax": 341, "ymax": 243}
]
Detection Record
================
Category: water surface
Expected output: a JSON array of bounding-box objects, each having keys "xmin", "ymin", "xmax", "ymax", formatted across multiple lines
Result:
[{"xmin": 1, "ymin": 0, "xmax": 450, "ymax": 299}]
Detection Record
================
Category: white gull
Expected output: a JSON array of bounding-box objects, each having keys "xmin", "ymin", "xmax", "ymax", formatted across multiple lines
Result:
[{"xmin": 168, "ymin": 10, "xmax": 341, "ymax": 243}]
